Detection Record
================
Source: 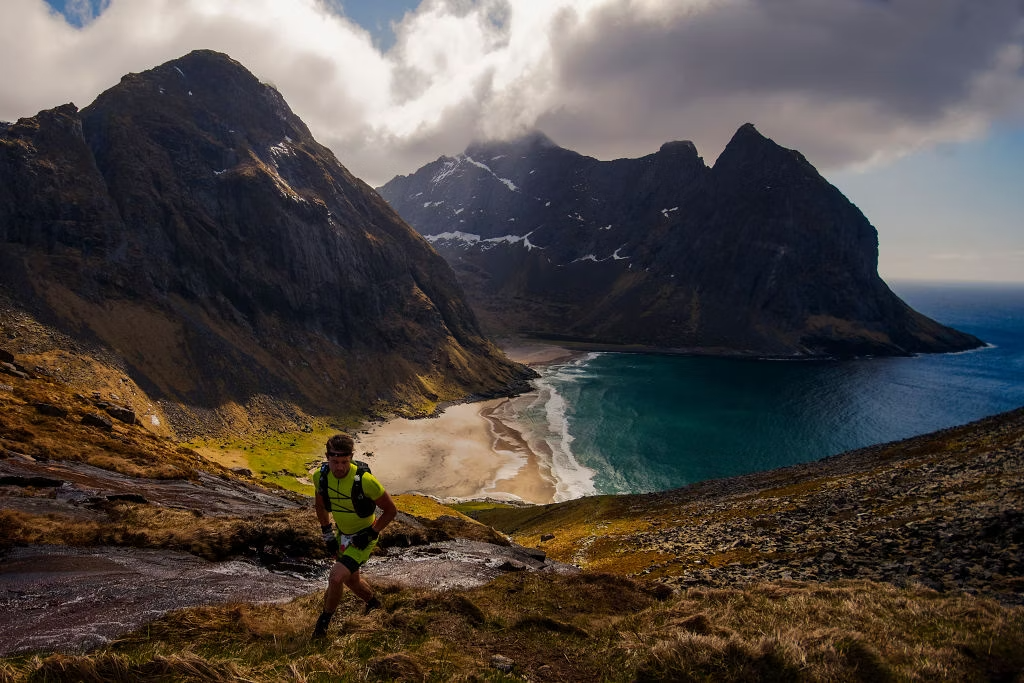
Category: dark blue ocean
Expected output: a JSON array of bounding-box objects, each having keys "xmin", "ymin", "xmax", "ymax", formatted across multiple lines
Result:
[{"xmin": 495, "ymin": 282, "xmax": 1024, "ymax": 500}]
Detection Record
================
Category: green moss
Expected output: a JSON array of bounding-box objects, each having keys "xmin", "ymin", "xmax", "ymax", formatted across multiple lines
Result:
[
  {"xmin": 450, "ymin": 501, "xmax": 519, "ymax": 516},
  {"xmin": 187, "ymin": 424, "xmax": 346, "ymax": 496}
]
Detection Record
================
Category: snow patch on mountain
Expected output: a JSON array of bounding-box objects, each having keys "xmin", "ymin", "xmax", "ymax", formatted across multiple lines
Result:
[
  {"xmin": 570, "ymin": 246, "xmax": 630, "ymax": 264},
  {"xmin": 463, "ymin": 155, "xmax": 518, "ymax": 192},
  {"xmin": 430, "ymin": 157, "xmax": 463, "ymax": 186},
  {"xmin": 426, "ymin": 230, "xmax": 541, "ymax": 251}
]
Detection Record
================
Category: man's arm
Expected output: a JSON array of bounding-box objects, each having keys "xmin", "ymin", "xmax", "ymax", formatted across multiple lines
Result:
[
  {"xmin": 370, "ymin": 492, "xmax": 397, "ymax": 534},
  {"xmin": 315, "ymin": 492, "xmax": 332, "ymax": 527},
  {"xmin": 315, "ymin": 492, "xmax": 340, "ymax": 556}
]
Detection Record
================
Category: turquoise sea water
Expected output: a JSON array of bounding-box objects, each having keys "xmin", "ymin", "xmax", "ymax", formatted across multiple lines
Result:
[{"xmin": 497, "ymin": 281, "xmax": 1024, "ymax": 500}]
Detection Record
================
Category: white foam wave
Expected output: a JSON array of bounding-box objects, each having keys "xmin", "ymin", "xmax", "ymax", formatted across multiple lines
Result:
[{"xmin": 493, "ymin": 353, "xmax": 601, "ymax": 502}]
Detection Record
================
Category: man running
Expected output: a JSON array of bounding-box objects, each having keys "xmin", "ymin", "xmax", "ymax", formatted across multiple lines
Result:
[{"xmin": 312, "ymin": 433, "xmax": 397, "ymax": 638}]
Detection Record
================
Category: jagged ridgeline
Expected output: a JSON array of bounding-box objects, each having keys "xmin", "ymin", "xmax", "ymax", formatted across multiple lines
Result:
[
  {"xmin": 378, "ymin": 129, "xmax": 983, "ymax": 357},
  {"xmin": 0, "ymin": 50, "xmax": 531, "ymax": 435}
]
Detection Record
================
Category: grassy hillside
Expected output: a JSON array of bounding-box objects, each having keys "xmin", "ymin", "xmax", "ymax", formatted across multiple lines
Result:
[{"xmin": 2, "ymin": 338, "xmax": 1023, "ymax": 680}]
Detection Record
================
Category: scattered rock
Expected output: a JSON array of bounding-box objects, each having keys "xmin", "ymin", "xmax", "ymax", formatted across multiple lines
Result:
[
  {"xmin": 1, "ymin": 362, "xmax": 28, "ymax": 379},
  {"xmin": 491, "ymin": 654, "xmax": 514, "ymax": 673},
  {"xmin": 629, "ymin": 409, "xmax": 1024, "ymax": 606},
  {"xmin": 540, "ymin": 533, "xmax": 555, "ymax": 542}
]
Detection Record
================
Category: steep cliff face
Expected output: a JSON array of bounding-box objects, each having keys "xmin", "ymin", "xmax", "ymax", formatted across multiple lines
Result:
[
  {"xmin": 378, "ymin": 126, "xmax": 982, "ymax": 357},
  {"xmin": 0, "ymin": 50, "xmax": 530, "ymax": 435}
]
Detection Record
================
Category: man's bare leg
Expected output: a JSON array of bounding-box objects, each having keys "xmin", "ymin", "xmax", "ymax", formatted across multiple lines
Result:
[
  {"xmin": 324, "ymin": 561, "xmax": 352, "ymax": 612},
  {"xmin": 344, "ymin": 571, "xmax": 374, "ymax": 602},
  {"xmin": 313, "ymin": 561, "xmax": 352, "ymax": 637}
]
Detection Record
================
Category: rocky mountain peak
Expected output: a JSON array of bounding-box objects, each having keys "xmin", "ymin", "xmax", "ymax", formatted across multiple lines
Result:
[
  {"xmin": 87, "ymin": 50, "xmax": 314, "ymax": 170},
  {"xmin": 379, "ymin": 125, "xmax": 983, "ymax": 358},
  {"xmin": 658, "ymin": 139, "xmax": 699, "ymax": 157},
  {"xmin": 713, "ymin": 122, "xmax": 816, "ymax": 182},
  {"xmin": 466, "ymin": 130, "xmax": 562, "ymax": 157},
  {"xmin": 1, "ymin": 51, "xmax": 532, "ymax": 436}
]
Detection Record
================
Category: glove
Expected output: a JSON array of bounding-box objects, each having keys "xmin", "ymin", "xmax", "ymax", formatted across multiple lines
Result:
[
  {"xmin": 351, "ymin": 526, "xmax": 379, "ymax": 550},
  {"xmin": 322, "ymin": 524, "xmax": 339, "ymax": 556}
]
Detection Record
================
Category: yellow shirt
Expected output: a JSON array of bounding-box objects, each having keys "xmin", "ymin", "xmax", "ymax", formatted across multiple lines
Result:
[{"xmin": 313, "ymin": 463, "xmax": 384, "ymax": 534}]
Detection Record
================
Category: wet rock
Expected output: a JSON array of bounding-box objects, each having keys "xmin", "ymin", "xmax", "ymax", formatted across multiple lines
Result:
[
  {"xmin": 0, "ymin": 545, "xmax": 324, "ymax": 656},
  {"xmin": 0, "ymin": 475, "xmax": 64, "ymax": 488},
  {"xmin": 521, "ymin": 547, "xmax": 547, "ymax": 562},
  {"xmin": 104, "ymin": 493, "xmax": 149, "ymax": 505},
  {"xmin": 0, "ymin": 453, "xmax": 304, "ymax": 517},
  {"xmin": 496, "ymin": 560, "xmax": 528, "ymax": 572},
  {"xmin": 365, "ymin": 539, "xmax": 577, "ymax": 591}
]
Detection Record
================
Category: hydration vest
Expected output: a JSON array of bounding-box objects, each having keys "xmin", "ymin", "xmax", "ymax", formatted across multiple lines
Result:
[{"xmin": 318, "ymin": 460, "xmax": 376, "ymax": 517}]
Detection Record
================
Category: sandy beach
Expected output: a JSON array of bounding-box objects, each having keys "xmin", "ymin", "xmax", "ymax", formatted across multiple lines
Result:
[{"xmin": 353, "ymin": 342, "xmax": 581, "ymax": 504}]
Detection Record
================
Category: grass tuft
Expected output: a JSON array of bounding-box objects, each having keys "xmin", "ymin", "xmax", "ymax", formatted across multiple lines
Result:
[
  {"xmin": 26, "ymin": 651, "xmax": 242, "ymax": 683},
  {"xmin": 366, "ymin": 652, "xmax": 424, "ymax": 682}
]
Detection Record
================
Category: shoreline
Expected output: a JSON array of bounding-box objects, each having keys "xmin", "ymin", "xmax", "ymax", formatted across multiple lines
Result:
[{"xmin": 353, "ymin": 342, "xmax": 586, "ymax": 505}]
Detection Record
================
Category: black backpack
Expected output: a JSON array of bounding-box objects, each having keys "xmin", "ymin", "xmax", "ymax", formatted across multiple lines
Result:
[{"xmin": 318, "ymin": 460, "xmax": 376, "ymax": 517}]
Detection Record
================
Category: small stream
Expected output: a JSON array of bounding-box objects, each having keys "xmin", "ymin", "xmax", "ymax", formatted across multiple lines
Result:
[{"xmin": 0, "ymin": 540, "xmax": 577, "ymax": 656}]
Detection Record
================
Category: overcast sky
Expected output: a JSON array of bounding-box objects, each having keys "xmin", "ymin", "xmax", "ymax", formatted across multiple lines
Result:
[{"xmin": 4, "ymin": 0, "xmax": 1023, "ymax": 283}]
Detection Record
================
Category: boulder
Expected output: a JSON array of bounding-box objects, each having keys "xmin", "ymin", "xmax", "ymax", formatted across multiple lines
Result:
[
  {"xmin": 81, "ymin": 413, "xmax": 113, "ymax": 431},
  {"xmin": 103, "ymin": 404, "xmax": 136, "ymax": 425},
  {"xmin": 33, "ymin": 403, "xmax": 68, "ymax": 418}
]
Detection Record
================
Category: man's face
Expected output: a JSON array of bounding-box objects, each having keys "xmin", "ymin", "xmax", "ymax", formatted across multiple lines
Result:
[{"xmin": 326, "ymin": 450, "xmax": 353, "ymax": 478}]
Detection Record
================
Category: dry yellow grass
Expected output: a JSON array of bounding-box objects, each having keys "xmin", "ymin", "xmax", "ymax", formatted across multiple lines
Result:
[{"xmin": 1, "ymin": 574, "xmax": 1020, "ymax": 682}]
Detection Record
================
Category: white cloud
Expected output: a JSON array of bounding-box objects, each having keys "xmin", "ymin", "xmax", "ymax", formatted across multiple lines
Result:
[
  {"xmin": 1, "ymin": 0, "xmax": 1023, "ymax": 189},
  {"xmin": 928, "ymin": 252, "xmax": 985, "ymax": 262}
]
